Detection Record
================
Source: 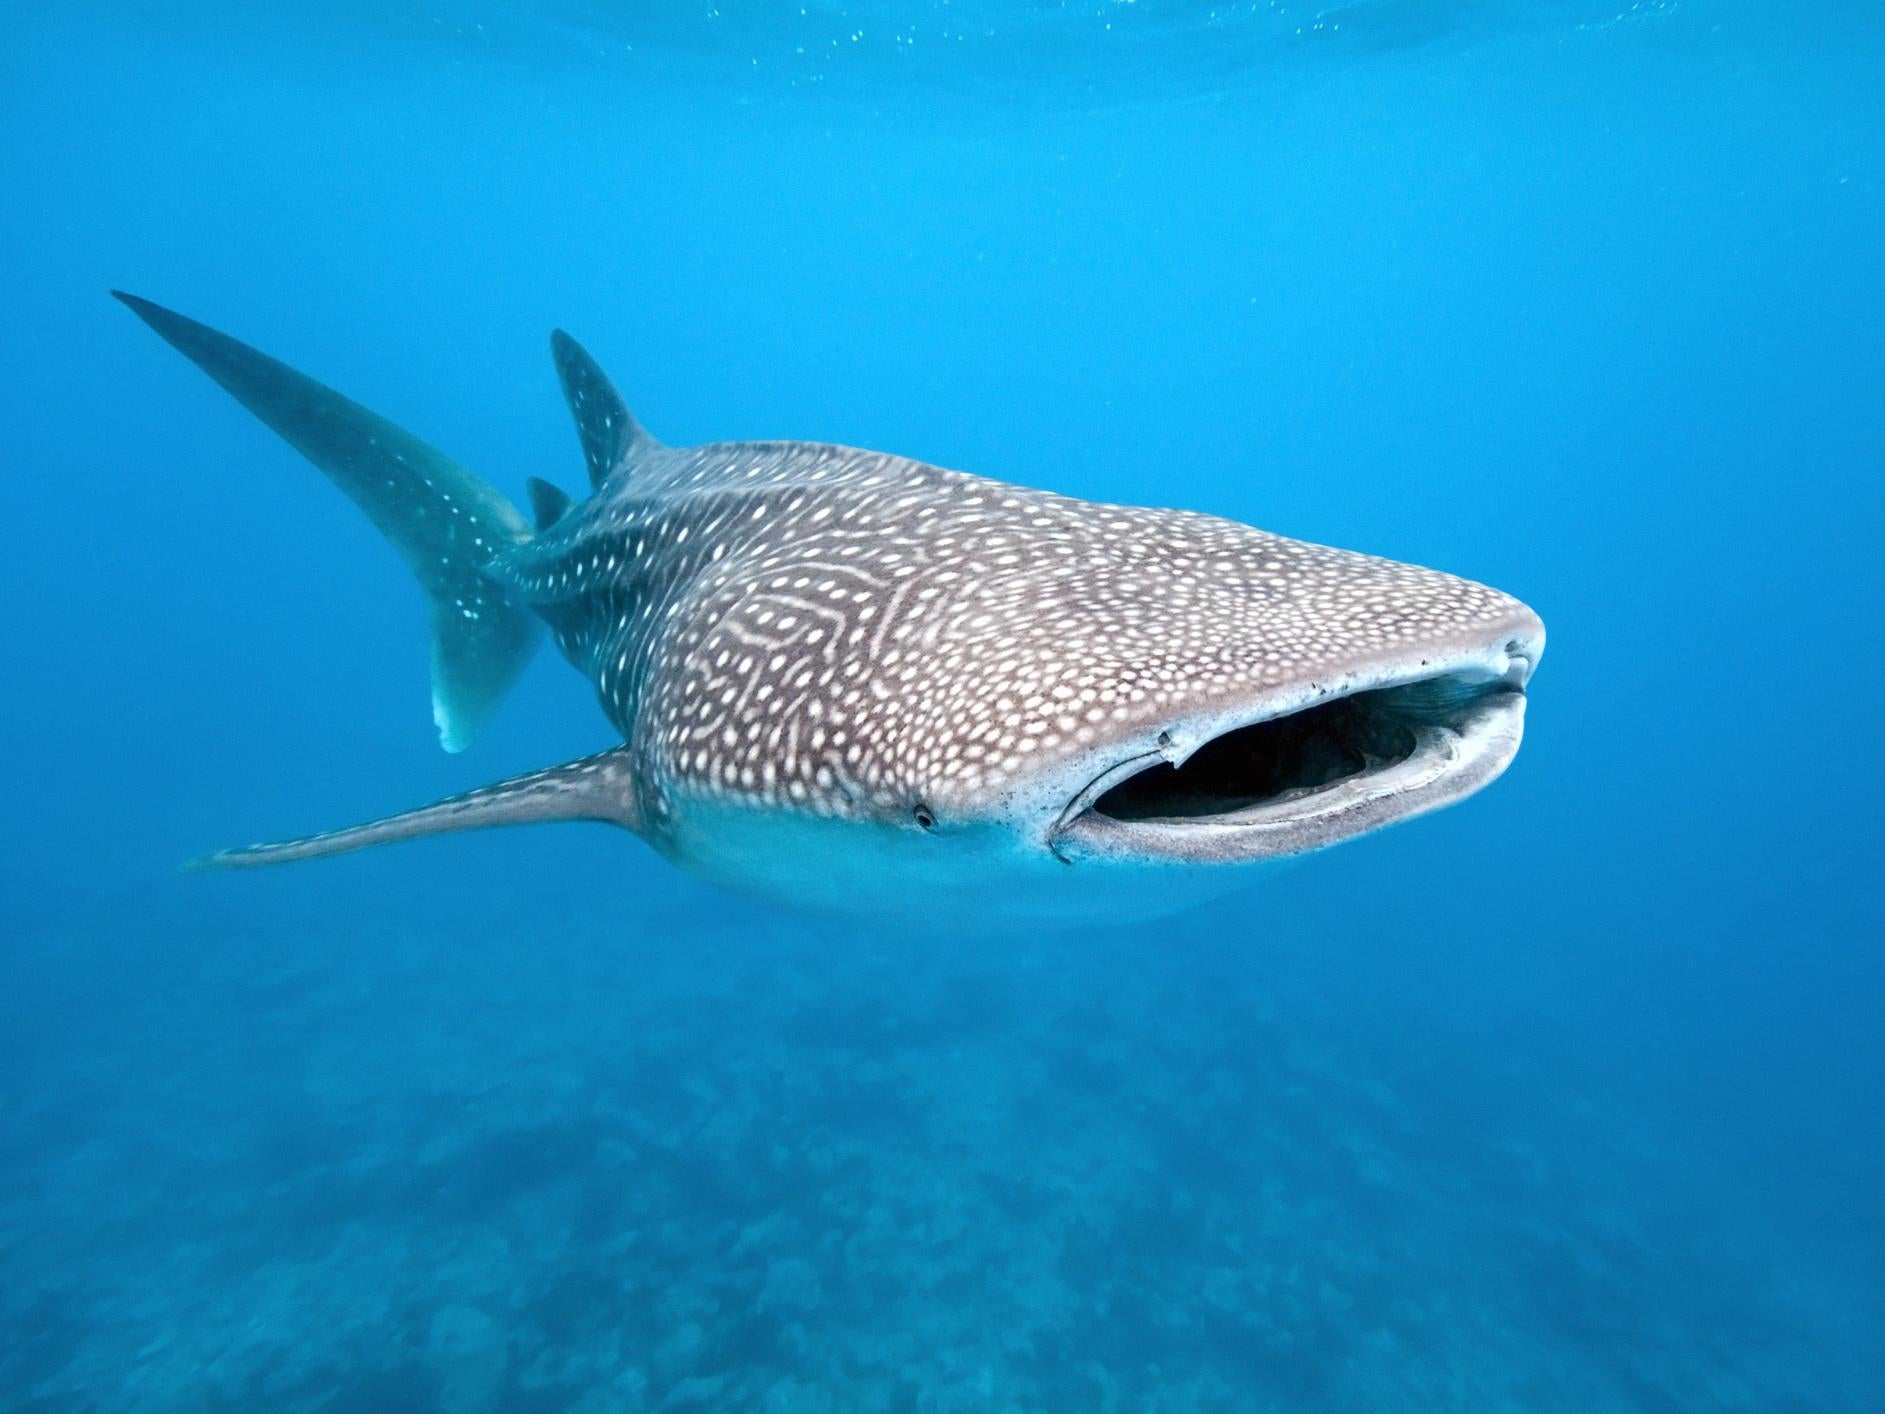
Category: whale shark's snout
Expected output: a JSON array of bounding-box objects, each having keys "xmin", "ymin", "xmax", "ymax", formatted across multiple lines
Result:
[{"xmin": 1043, "ymin": 609, "xmax": 1542, "ymax": 866}]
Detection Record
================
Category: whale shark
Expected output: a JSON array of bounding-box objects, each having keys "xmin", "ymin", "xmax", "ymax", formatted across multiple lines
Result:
[{"xmin": 117, "ymin": 293, "xmax": 1544, "ymax": 925}]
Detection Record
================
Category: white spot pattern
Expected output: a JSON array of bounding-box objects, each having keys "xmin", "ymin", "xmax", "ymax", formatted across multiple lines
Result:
[{"xmin": 487, "ymin": 440, "xmax": 1531, "ymax": 838}]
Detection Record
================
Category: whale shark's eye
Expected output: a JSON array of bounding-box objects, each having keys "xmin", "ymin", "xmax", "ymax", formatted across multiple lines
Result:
[{"xmin": 913, "ymin": 803, "xmax": 936, "ymax": 831}]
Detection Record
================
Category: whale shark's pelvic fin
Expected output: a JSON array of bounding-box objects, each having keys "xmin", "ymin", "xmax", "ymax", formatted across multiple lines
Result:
[
  {"xmin": 185, "ymin": 748, "xmax": 642, "ymax": 871},
  {"xmin": 113, "ymin": 292, "xmax": 537, "ymax": 754},
  {"xmin": 550, "ymin": 328, "xmax": 657, "ymax": 488}
]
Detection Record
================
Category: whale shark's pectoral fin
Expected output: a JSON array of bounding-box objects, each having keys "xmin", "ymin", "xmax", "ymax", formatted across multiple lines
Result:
[
  {"xmin": 550, "ymin": 329, "xmax": 657, "ymax": 488},
  {"xmin": 185, "ymin": 749, "xmax": 642, "ymax": 872}
]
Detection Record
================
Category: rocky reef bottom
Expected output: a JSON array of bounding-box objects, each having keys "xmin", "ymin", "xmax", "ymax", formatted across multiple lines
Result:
[{"xmin": 1, "ymin": 863, "xmax": 1875, "ymax": 1412}]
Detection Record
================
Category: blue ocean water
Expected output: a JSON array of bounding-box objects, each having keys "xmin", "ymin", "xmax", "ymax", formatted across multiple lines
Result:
[{"xmin": 3, "ymin": 1, "xmax": 1882, "ymax": 1408}]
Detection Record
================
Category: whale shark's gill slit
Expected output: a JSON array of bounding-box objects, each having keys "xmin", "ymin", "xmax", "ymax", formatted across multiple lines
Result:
[{"xmin": 1092, "ymin": 677, "xmax": 1489, "ymax": 823}]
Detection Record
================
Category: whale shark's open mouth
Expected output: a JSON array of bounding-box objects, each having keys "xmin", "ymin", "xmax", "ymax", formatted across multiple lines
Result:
[{"xmin": 1051, "ymin": 665, "xmax": 1531, "ymax": 865}]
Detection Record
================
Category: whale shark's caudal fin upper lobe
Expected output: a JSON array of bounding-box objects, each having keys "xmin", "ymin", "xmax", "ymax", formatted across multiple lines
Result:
[{"xmin": 113, "ymin": 292, "xmax": 537, "ymax": 753}]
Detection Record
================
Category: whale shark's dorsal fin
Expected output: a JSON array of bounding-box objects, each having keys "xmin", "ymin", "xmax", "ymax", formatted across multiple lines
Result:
[
  {"xmin": 525, "ymin": 476, "xmax": 572, "ymax": 531},
  {"xmin": 113, "ymin": 292, "xmax": 538, "ymax": 754},
  {"xmin": 184, "ymin": 748, "xmax": 642, "ymax": 871},
  {"xmin": 550, "ymin": 329, "xmax": 656, "ymax": 488}
]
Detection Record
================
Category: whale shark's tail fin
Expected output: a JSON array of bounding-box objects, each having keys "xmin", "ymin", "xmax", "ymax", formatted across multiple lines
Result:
[{"xmin": 113, "ymin": 292, "xmax": 537, "ymax": 753}]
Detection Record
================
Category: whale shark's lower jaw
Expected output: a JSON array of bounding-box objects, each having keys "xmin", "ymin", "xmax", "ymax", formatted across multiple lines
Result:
[{"xmin": 1048, "ymin": 639, "xmax": 1537, "ymax": 867}]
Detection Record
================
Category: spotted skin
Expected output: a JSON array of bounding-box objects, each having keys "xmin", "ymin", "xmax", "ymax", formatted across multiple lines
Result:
[{"xmin": 488, "ymin": 437, "xmax": 1533, "ymax": 853}]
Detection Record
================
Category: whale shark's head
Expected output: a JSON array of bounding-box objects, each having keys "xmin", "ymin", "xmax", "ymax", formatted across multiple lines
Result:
[
  {"xmin": 897, "ymin": 508, "xmax": 1541, "ymax": 866},
  {"xmin": 655, "ymin": 482, "xmax": 1544, "ymax": 924}
]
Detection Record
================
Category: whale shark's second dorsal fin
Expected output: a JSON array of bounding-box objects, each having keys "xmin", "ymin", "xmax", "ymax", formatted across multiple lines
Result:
[
  {"xmin": 184, "ymin": 748, "xmax": 643, "ymax": 871},
  {"xmin": 114, "ymin": 292, "xmax": 539, "ymax": 754},
  {"xmin": 525, "ymin": 476, "xmax": 573, "ymax": 531},
  {"xmin": 550, "ymin": 329, "xmax": 657, "ymax": 488}
]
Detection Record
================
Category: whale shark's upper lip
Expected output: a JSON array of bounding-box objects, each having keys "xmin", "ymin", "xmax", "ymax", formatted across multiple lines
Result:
[{"xmin": 1047, "ymin": 632, "xmax": 1539, "ymax": 865}]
